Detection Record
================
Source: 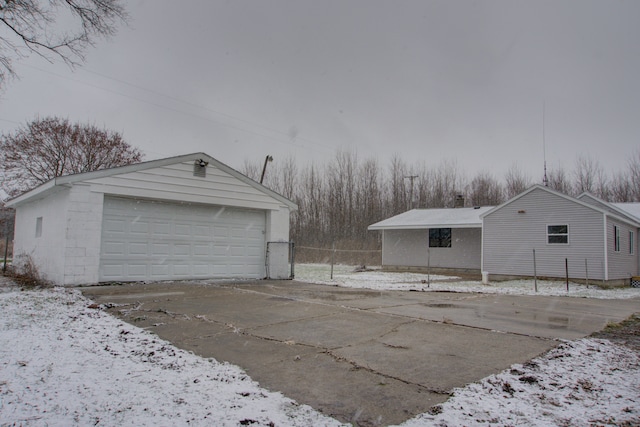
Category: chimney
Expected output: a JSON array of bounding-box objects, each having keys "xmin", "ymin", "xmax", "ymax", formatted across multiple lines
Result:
[{"xmin": 454, "ymin": 194, "xmax": 464, "ymax": 208}]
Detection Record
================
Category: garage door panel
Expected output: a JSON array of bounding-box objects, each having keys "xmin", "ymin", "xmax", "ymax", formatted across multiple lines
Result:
[
  {"xmin": 130, "ymin": 221, "xmax": 149, "ymax": 234},
  {"xmin": 126, "ymin": 264, "xmax": 148, "ymax": 278},
  {"xmin": 174, "ymin": 244, "xmax": 191, "ymax": 256},
  {"xmin": 193, "ymin": 244, "xmax": 210, "ymax": 256},
  {"xmin": 192, "ymin": 264, "xmax": 209, "ymax": 275},
  {"xmin": 174, "ymin": 223, "xmax": 191, "ymax": 237},
  {"xmin": 103, "ymin": 242, "xmax": 125, "ymax": 255},
  {"xmin": 214, "ymin": 226, "xmax": 229, "ymax": 237},
  {"xmin": 173, "ymin": 265, "xmax": 190, "ymax": 276},
  {"xmin": 192, "ymin": 225, "xmax": 210, "ymax": 237},
  {"xmin": 153, "ymin": 222, "xmax": 171, "ymax": 235},
  {"xmin": 129, "ymin": 242, "xmax": 148, "ymax": 255},
  {"xmin": 100, "ymin": 197, "xmax": 266, "ymax": 281},
  {"xmin": 151, "ymin": 243, "xmax": 171, "ymax": 255}
]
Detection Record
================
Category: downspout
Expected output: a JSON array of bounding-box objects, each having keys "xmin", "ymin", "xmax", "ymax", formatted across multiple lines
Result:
[
  {"xmin": 480, "ymin": 222, "xmax": 484, "ymax": 274},
  {"xmin": 381, "ymin": 230, "xmax": 385, "ymax": 266},
  {"xmin": 603, "ymin": 214, "xmax": 609, "ymax": 282}
]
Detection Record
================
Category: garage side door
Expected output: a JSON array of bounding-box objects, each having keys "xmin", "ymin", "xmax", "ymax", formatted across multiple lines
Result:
[{"xmin": 99, "ymin": 197, "xmax": 266, "ymax": 282}]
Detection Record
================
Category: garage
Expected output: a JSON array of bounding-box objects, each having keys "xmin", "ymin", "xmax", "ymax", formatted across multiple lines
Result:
[
  {"xmin": 7, "ymin": 152, "xmax": 296, "ymax": 285},
  {"xmin": 100, "ymin": 197, "xmax": 266, "ymax": 281}
]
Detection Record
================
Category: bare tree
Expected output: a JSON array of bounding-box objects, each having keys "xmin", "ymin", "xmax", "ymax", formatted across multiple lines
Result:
[
  {"xmin": 547, "ymin": 166, "xmax": 572, "ymax": 195},
  {"xmin": 387, "ymin": 154, "xmax": 408, "ymax": 215},
  {"xmin": 467, "ymin": 171, "xmax": 503, "ymax": 207},
  {"xmin": 0, "ymin": 116, "xmax": 143, "ymax": 196},
  {"xmin": 610, "ymin": 171, "xmax": 634, "ymax": 202},
  {"xmin": 573, "ymin": 155, "xmax": 603, "ymax": 195},
  {"xmin": 504, "ymin": 163, "xmax": 532, "ymax": 199},
  {"xmin": 0, "ymin": 0, "xmax": 127, "ymax": 87},
  {"xmin": 429, "ymin": 159, "xmax": 464, "ymax": 208},
  {"xmin": 241, "ymin": 158, "xmax": 261, "ymax": 181},
  {"xmin": 629, "ymin": 149, "xmax": 640, "ymax": 201}
]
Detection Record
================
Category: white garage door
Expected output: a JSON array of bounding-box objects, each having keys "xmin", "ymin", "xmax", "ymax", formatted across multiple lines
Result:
[{"xmin": 99, "ymin": 197, "xmax": 266, "ymax": 282}]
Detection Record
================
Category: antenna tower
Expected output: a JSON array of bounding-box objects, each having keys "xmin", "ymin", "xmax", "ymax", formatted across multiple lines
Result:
[{"xmin": 542, "ymin": 101, "xmax": 549, "ymax": 187}]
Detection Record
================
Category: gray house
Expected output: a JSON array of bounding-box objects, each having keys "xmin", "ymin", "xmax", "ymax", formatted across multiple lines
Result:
[
  {"xmin": 369, "ymin": 185, "xmax": 639, "ymax": 284},
  {"xmin": 482, "ymin": 185, "xmax": 639, "ymax": 284},
  {"xmin": 368, "ymin": 206, "xmax": 493, "ymax": 273}
]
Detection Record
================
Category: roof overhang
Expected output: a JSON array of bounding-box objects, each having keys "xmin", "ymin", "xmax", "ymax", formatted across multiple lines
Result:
[{"xmin": 5, "ymin": 152, "xmax": 298, "ymax": 211}]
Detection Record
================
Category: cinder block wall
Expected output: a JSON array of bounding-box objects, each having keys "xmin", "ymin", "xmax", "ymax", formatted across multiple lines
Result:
[{"xmin": 63, "ymin": 184, "xmax": 104, "ymax": 285}]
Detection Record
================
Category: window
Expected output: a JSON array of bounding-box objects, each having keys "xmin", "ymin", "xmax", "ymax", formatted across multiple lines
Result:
[
  {"xmin": 630, "ymin": 231, "xmax": 635, "ymax": 255},
  {"xmin": 429, "ymin": 228, "xmax": 451, "ymax": 248},
  {"xmin": 547, "ymin": 225, "xmax": 568, "ymax": 244},
  {"xmin": 614, "ymin": 226, "xmax": 620, "ymax": 252},
  {"xmin": 35, "ymin": 217, "xmax": 42, "ymax": 238}
]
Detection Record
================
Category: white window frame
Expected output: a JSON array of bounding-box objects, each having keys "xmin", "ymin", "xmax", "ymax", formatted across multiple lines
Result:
[
  {"xmin": 547, "ymin": 224, "xmax": 569, "ymax": 245},
  {"xmin": 614, "ymin": 225, "xmax": 620, "ymax": 252},
  {"xmin": 630, "ymin": 231, "xmax": 635, "ymax": 255}
]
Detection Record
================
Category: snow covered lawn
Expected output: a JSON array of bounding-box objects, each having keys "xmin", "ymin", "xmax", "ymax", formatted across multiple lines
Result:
[
  {"xmin": 0, "ymin": 285, "xmax": 342, "ymax": 427},
  {"xmin": 1, "ymin": 268, "xmax": 639, "ymax": 426},
  {"xmin": 295, "ymin": 263, "xmax": 640, "ymax": 299}
]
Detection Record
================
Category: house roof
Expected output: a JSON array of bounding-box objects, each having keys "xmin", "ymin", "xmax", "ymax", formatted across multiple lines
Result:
[
  {"xmin": 368, "ymin": 206, "xmax": 493, "ymax": 230},
  {"xmin": 482, "ymin": 185, "xmax": 640, "ymax": 228},
  {"xmin": 5, "ymin": 152, "xmax": 297, "ymax": 210},
  {"xmin": 612, "ymin": 203, "xmax": 640, "ymax": 222}
]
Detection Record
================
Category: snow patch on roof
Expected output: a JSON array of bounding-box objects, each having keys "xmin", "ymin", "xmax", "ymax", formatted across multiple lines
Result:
[
  {"xmin": 369, "ymin": 206, "xmax": 494, "ymax": 230},
  {"xmin": 612, "ymin": 202, "xmax": 640, "ymax": 222}
]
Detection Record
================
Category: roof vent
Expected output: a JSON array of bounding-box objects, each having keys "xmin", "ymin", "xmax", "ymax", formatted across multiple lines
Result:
[{"xmin": 194, "ymin": 159, "xmax": 208, "ymax": 177}]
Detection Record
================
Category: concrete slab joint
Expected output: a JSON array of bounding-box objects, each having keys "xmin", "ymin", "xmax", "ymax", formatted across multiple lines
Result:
[{"xmin": 81, "ymin": 281, "xmax": 640, "ymax": 426}]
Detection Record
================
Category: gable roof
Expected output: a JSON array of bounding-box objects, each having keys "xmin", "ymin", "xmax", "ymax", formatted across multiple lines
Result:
[
  {"xmin": 5, "ymin": 152, "xmax": 297, "ymax": 210},
  {"xmin": 368, "ymin": 206, "xmax": 493, "ymax": 230},
  {"xmin": 481, "ymin": 185, "xmax": 640, "ymax": 228},
  {"xmin": 612, "ymin": 203, "xmax": 640, "ymax": 222},
  {"xmin": 578, "ymin": 192, "xmax": 640, "ymax": 225}
]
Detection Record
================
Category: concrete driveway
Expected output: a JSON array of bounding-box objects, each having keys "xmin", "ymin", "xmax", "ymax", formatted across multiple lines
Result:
[{"xmin": 81, "ymin": 281, "xmax": 639, "ymax": 426}]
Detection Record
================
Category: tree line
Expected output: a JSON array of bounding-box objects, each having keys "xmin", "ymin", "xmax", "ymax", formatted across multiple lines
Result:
[{"xmin": 244, "ymin": 150, "xmax": 640, "ymax": 259}]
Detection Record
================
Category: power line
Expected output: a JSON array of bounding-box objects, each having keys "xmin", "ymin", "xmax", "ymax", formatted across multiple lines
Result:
[{"xmin": 18, "ymin": 63, "xmax": 335, "ymax": 154}]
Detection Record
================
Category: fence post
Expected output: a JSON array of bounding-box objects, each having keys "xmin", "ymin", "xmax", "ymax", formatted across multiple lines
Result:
[
  {"xmin": 2, "ymin": 233, "xmax": 8, "ymax": 273},
  {"xmin": 533, "ymin": 249, "xmax": 537, "ymax": 293},
  {"xmin": 330, "ymin": 241, "xmax": 335, "ymax": 280},
  {"xmin": 584, "ymin": 258, "xmax": 589, "ymax": 288},
  {"xmin": 565, "ymin": 258, "xmax": 569, "ymax": 292},
  {"xmin": 290, "ymin": 241, "xmax": 296, "ymax": 279},
  {"xmin": 427, "ymin": 247, "xmax": 431, "ymax": 288}
]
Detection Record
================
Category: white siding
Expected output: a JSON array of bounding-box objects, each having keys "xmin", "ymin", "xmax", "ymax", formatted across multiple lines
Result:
[
  {"xmin": 606, "ymin": 217, "xmax": 638, "ymax": 280},
  {"xmin": 85, "ymin": 162, "xmax": 283, "ymax": 211},
  {"xmin": 12, "ymin": 189, "xmax": 69, "ymax": 284},
  {"xmin": 382, "ymin": 228, "xmax": 481, "ymax": 269},
  {"xmin": 483, "ymin": 187, "xmax": 606, "ymax": 280}
]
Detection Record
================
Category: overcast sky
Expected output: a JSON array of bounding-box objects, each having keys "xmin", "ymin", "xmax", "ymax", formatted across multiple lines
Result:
[{"xmin": 0, "ymin": 0, "xmax": 638, "ymax": 182}]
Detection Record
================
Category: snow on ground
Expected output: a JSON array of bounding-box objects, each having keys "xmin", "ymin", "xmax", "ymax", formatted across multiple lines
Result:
[
  {"xmin": 1, "ymin": 268, "xmax": 639, "ymax": 427},
  {"xmin": 0, "ymin": 286, "xmax": 343, "ymax": 427},
  {"xmin": 295, "ymin": 263, "xmax": 640, "ymax": 299},
  {"xmin": 401, "ymin": 338, "xmax": 640, "ymax": 427}
]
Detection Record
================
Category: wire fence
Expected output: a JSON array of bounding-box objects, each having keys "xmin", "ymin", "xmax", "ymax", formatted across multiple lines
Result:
[{"xmin": 295, "ymin": 244, "xmax": 381, "ymax": 266}]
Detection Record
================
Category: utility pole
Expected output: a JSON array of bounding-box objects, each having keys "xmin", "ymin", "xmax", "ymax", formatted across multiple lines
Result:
[
  {"xmin": 404, "ymin": 175, "xmax": 418, "ymax": 210},
  {"xmin": 260, "ymin": 155, "xmax": 273, "ymax": 184}
]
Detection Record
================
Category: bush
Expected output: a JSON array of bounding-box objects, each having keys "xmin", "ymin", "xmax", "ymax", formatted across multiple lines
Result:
[{"xmin": 5, "ymin": 253, "xmax": 51, "ymax": 288}]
